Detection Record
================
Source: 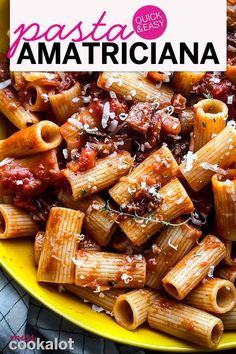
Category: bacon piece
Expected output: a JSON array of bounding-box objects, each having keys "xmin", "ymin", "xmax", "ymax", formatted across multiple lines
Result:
[
  {"xmin": 171, "ymin": 94, "xmax": 187, "ymax": 114},
  {"xmin": 126, "ymin": 102, "xmax": 153, "ymax": 134}
]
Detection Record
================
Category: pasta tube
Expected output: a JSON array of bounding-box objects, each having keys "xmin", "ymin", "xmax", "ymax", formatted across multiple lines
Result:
[
  {"xmin": 0, "ymin": 87, "xmax": 39, "ymax": 129},
  {"xmin": 23, "ymin": 72, "xmax": 59, "ymax": 81},
  {"xmin": 172, "ymin": 72, "xmax": 206, "ymax": 96},
  {"xmin": 25, "ymin": 82, "xmax": 50, "ymax": 112},
  {"xmin": 110, "ymin": 230, "xmax": 144, "ymax": 254},
  {"xmin": 178, "ymin": 108, "xmax": 195, "ymax": 134},
  {"xmin": 34, "ymin": 232, "xmax": 101, "ymax": 265},
  {"xmin": 34, "ymin": 231, "xmax": 45, "ymax": 265},
  {"xmin": 180, "ymin": 125, "xmax": 236, "ymax": 191},
  {"xmin": 62, "ymin": 152, "xmax": 133, "ymax": 200},
  {"xmin": 79, "ymin": 235, "xmax": 101, "ymax": 252},
  {"xmin": 193, "ymin": 99, "xmax": 228, "ymax": 151},
  {"xmin": 65, "ymin": 285, "xmax": 124, "ymax": 312},
  {"xmin": 148, "ymin": 294, "xmax": 223, "ymax": 349},
  {"xmin": 119, "ymin": 178, "xmax": 194, "ymax": 246},
  {"xmin": 226, "ymin": 60, "xmax": 236, "ymax": 84},
  {"xmin": 184, "ymin": 278, "xmax": 236, "ymax": 313},
  {"xmin": 216, "ymin": 265, "xmax": 236, "ymax": 284},
  {"xmin": 37, "ymin": 207, "xmax": 85, "ymax": 284},
  {"xmin": 10, "ymin": 71, "xmax": 27, "ymax": 90},
  {"xmin": 146, "ymin": 220, "xmax": 201, "ymax": 289},
  {"xmin": 75, "ymin": 196, "xmax": 117, "ymax": 246},
  {"xmin": 0, "ymin": 121, "xmax": 62, "ymax": 160},
  {"xmin": 0, "ymin": 204, "xmax": 39, "ymax": 239},
  {"xmin": 74, "ymin": 251, "xmax": 146, "ymax": 289},
  {"xmin": 109, "ymin": 146, "xmax": 179, "ymax": 206},
  {"xmin": 57, "ymin": 190, "xmax": 117, "ymax": 246},
  {"xmin": 224, "ymin": 240, "xmax": 236, "ymax": 266},
  {"xmin": 49, "ymin": 83, "xmax": 82, "ymax": 124},
  {"xmin": 60, "ymin": 110, "xmax": 99, "ymax": 150},
  {"xmin": 97, "ymin": 72, "xmax": 173, "ymax": 108},
  {"xmin": 212, "ymin": 170, "xmax": 236, "ymax": 241},
  {"xmin": 162, "ymin": 235, "xmax": 226, "ymax": 300},
  {"xmin": 217, "ymin": 305, "xmax": 236, "ymax": 330},
  {"xmin": 113, "ymin": 289, "xmax": 157, "ymax": 330}
]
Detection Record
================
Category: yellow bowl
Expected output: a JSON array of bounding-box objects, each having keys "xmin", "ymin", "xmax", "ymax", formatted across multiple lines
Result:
[
  {"xmin": 0, "ymin": 0, "xmax": 236, "ymax": 351},
  {"xmin": 1, "ymin": 238, "xmax": 236, "ymax": 352}
]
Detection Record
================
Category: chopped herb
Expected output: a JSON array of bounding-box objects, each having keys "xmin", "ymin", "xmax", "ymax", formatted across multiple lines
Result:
[
  {"xmin": 202, "ymin": 122, "xmax": 207, "ymax": 128},
  {"xmin": 203, "ymin": 92, "xmax": 213, "ymax": 99},
  {"xmin": 81, "ymin": 189, "xmax": 87, "ymax": 196},
  {"xmin": 194, "ymin": 253, "xmax": 202, "ymax": 257},
  {"xmin": 101, "ymin": 200, "xmax": 110, "ymax": 212},
  {"xmin": 108, "ymin": 280, "xmax": 118, "ymax": 287},
  {"xmin": 100, "ymin": 200, "xmax": 191, "ymax": 227}
]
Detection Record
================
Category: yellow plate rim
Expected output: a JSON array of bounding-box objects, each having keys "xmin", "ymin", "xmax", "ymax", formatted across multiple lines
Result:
[{"xmin": 1, "ymin": 239, "xmax": 236, "ymax": 353}]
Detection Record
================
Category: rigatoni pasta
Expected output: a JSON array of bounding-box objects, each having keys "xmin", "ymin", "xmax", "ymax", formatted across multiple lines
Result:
[
  {"xmin": 97, "ymin": 72, "xmax": 173, "ymax": 108},
  {"xmin": 113, "ymin": 289, "xmax": 157, "ymax": 330},
  {"xmin": 37, "ymin": 207, "xmax": 85, "ymax": 284},
  {"xmin": 216, "ymin": 264, "xmax": 236, "ymax": 284},
  {"xmin": 146, "ymin": 220, "xmax": 201, "ymax": 289},
  {"xmin": 34, "ymin": 231, "xmax": 45, "ymax": 265},
  {"xmin": 49, "ymin": 82, "xmax": 82, "ymax": 124},
  {"xmin": 62, "ymin": 151, "xmax": 133, "ymax": 200},
  {"xmin": 57, "ymin": 190, "xmax": 118, "ymax": 246},
  {"xmin": 212, "ymin": 170, "xmax": 236, "ymax": 241},
  {"xmin": 180, "ymin": 125, "xmax": 236, "ymax": 191},
  {"xmin": 217, "ymin": 305, "xmax": 236, "ymax": 330},
  {"xmin": 119, "ymin": 178, "xmax": 194, "ymax": 245},
  {"xmin": 172, "ymin": 72, "xmax": 206, "ymax": 96},
  {"xmin": 74, "ymin": 251, "xmax": 146, "ymax": 289},
  {"xmin": 162, "ymin": 235, "xmax": 226, "ymax": 300},
  {"xmin": 25, "ymin": 82, "xmax": 50, "ymax": 112},
  {"xmin": 0, "ymin": 86, "xmax": 39, "ymax": 129},
  {"xmin": 0, "ymin": 204, "xmax": 40, "ymax": 239},
  {"xmin": 224, "ymin": 240, "xmax": 236, "ymax": 266},
  {"xmin": 65, "ymin": 285, "xmax": 125, "ymax": 312},
  {"xmin": 148, "ymin": 294, "xmax": 224, "ymax": 349},
  {"xmin": 184, "ymin": 278, "xmax": 236, "ymax": 313},
  {"xmin": 109, "ymin": 146, "xmax": 179, "ymax": 206},
  {"xmin": 0, "ymin": 120, "xmax": 62, "ymax": 160},
  {"xmin": 193, "ymin": 99, "xmax": 228, "ymax": 151}
]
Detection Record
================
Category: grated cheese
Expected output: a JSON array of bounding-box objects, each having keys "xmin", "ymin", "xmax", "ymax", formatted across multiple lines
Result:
[
  {"xmin": 227, "ymin": 120, "xmax": 236, "ymax": 129},
  {"xmin": 101, "ymin": 102, "xmax": 110, "ymax": 128},
  {"xmin": 121, "ymin": 273, "xmax": 133, "ymax": 284},
  {"xmin": 0, "ymin": 157, "xmax": 14, "ymax": 167},
  {"xmin": 92, "ymin": 304, "xmax": 105, "ymax": 313},
  {"xmin": 58, "ymin": 285, "xmax": 66, "ymax": 293},
  {"xmin": 184, "ymin": 151, "xmax": 197, "ymax": 172},
  {"xmin": 227, "ymin": 95, "xmax": 234, "ymax": 105},
  {"xmin": 134, "ymin": 254, "xmax": 143, "ymax": 260},
  {"xmin": 105, "ymin": 77, "xmax": 122, "ymax": 88},
  {"xmin": 41, "ymin": 93, "xmax": 49, "ymax": 103},
  {"xmin": 200, "ymin": 162, "xmax": 227, "ymax": 175},
  {"xmin": 168, "ymin": 239, "xmax": 178, "ymax": 250},
  {"xmin": 0, "ymin": 79, "xmax": 11, "ymax": 90},
  {"xmin": 68, "ymin": 117, "xmax": 83, "ymax": 130},
  {"xmin": 62, "ymin": 149, "xmax": 68, "ymax": 159},
  {"xmin": 72, "ymin": 257, "xmax": 84, "ymax": 267},
  {"xmin": 208, "ymin": 265, "xmax": 215, "ymax": 278},
  {"xmin": 109, "ymin": 91, "xmax": 117, "ymax": 99}
]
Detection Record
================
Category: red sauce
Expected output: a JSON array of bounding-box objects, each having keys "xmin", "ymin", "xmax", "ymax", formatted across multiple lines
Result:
[
  {"xmin": 88, "ymin": 97, "xmax": 128, "ymax": 121},
  {"xmin": 193, "ymin": 73, "xmax": 235, "ymax": 103},
  {"xmin": 0, "ymin": 162, "xmax": 42, "ymax": 195},
  {"xmin": 67, "ymin": 147, "xmax": 97, "ymax": 172}
]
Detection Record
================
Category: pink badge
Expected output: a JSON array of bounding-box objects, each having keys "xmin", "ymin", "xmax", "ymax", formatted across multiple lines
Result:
[{"xmin": 132, "ymin": 5, "xmax": 167, "ymax": 40}]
